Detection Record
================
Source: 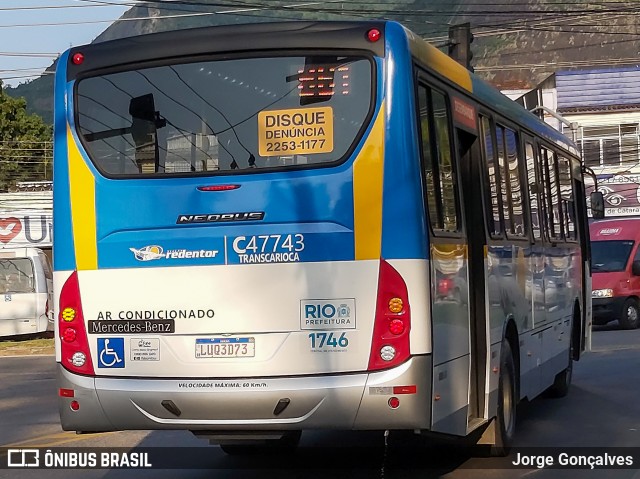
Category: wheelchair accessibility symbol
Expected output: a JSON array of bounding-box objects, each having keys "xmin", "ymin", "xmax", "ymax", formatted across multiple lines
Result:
[{"xmin": 97, "ymin": 338, "xmax": 125, "ymax": 368}]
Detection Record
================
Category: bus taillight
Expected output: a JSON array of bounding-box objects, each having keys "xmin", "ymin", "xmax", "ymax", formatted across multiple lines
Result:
[
  {"xmin": 58, "ymin": 271, "xmax": 94, "ymax": 375},
  {"xmin": 368, "ymin": 260, "xmax": 411, "ymax": 371},
  {"xmin": 388, "ymin": 318, "xmax": 405, "ymax": 335},
  {"xmin": 62, "ymin": 327, "xmax": 77, "ymax": 343}
]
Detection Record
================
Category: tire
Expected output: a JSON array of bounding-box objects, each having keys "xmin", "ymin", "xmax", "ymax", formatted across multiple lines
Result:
[
  {"xmin": 547, "ymin": 337, "xmax": 573, "ymax": 398},
  {"xmin": 619, "ymin": 298, "xmax": 640, "ymax": 330},
  {"xmin": 491, "ymin": 339, "xmax": 517, "ymax": 457},
  {"xmin": 220, "ymin": 431, "xmax": 301, "ymax": 455}
]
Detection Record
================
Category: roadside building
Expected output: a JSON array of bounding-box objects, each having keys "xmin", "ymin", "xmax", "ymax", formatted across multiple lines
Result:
[
  {"xmin": 0, "ymin": 182, "xmax": 52, "ymax": 261},
  {"xmin": 503, "ymin": 66, "xmax": 640, "ymax": 218}
]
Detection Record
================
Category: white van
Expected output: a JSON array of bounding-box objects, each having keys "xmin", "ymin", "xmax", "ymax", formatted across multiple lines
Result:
[{"xmin": 0, "ymin": 247, "xmax": 53, "ymax": 337}]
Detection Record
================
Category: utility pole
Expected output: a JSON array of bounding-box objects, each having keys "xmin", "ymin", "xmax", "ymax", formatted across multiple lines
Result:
[{"xmin": 448, "ymin": 23, "xmax": 474, "ymax": 72}]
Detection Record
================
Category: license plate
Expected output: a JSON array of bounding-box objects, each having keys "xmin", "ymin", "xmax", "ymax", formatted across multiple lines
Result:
[{"xmin": 195, "ymin": 337, "xmax": 255, "ymax": 358}]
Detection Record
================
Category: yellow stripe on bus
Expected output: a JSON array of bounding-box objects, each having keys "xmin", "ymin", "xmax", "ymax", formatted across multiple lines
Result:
[
  {"xmin": 411, "ymin": 39, "xmax": 473, "ymax": 92},
  {"xmin": 67, "ymin": 126, "xmax": 98, "ymax": 270},
  {"xmin": 353, "ymin": 103, "xmax": 385, "ymax": 260},
  {"xmin": 428, "ymin": 47, "xmax": 472, "ymax": 92}
]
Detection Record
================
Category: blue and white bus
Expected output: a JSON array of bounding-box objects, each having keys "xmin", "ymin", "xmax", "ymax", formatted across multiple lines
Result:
[{"xmin": 53, "ymin": 21, "xmax": 591, "ymax": 454}]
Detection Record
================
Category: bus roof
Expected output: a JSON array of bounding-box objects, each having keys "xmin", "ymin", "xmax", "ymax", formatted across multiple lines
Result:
[
  {"xmin": 65, "ymin": 21, "xmax": 386, "ymax": 79},
  {"xmin": 63, "ymin": 20, "xmax": 578, "ymax": 158},
  {"xmin": 403, "ymin": 26, "xmax": 579, "ymax": 158}
]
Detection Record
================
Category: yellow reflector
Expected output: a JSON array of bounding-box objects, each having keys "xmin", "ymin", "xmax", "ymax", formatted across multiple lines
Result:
[
  {"xmin": 62, "ymin": 307, "xmax": 76, "ymax": 322},
  {"xmin": 388, "ymin": 297, "xmax": 403, "ymax": 313}
]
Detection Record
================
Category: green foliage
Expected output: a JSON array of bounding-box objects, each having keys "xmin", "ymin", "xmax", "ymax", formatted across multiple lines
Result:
[
  {"xmin": 0, "ymin": 81, "xmax": 52, "ymax": 192},
  {"xmin": 6, "ymin": 75, "xmax": 54, "ymax": 125}
]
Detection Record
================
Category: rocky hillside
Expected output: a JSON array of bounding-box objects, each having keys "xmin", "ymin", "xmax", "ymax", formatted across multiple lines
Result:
[{"xmin": 6, "ymin": 0, "xmax": 639, "ymax": 123}]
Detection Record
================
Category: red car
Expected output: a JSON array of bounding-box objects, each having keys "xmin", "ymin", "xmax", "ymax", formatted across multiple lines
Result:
[{"xmin": 590, "ymin": 218, "xmax": 640, "ymax": 329}]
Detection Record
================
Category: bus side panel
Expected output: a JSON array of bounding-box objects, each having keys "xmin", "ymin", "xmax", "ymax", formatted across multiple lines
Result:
[
  {"xmin": 380, "ymin": 22, "xmax": 429, "ymax": 262},
  {"xmin": 53, "ymin": 51, "xmax": 76, "ymax": 272},
  {"xmin": 430, "ymin": 244, "xmax": 471, "ymax": 436},
  {"xmin": 388, "ymin": 259, "xmax": 431, "ymax": 355}
]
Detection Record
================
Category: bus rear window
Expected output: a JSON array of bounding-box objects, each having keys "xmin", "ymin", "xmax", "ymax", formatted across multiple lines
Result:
[{"xmin": 75, "ymin": 55, "xmax": 373, "ymax": 176}]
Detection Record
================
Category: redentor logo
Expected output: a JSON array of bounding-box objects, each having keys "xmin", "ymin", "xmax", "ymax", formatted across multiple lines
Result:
[
  {"xmin": 0, "ymin": 217, "xmax": 23, "ymax": 244},
  {"xmin": 129, "ymin": 245, "xmax": 165, "ymax": 261},
  {"xmin": 129, "ymin": 245, "xmax": 219, "ymax": 261}
]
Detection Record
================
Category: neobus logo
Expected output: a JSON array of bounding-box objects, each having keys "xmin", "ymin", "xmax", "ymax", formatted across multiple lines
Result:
[{"xmin": 176, "ymin": 212, "xmax": 265, "ymax": 224}]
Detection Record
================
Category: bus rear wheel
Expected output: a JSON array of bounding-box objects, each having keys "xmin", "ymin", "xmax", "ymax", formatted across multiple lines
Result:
[
  {"xmin": 491, "ymin": 339, "xmax": 516, "ymax": 457},
  {"xmin": 619, "ymin": 298, "xmax": 640, "ymax": 330},
  {"xmin": 547, "ymin": 336, "xmax": 573, "ymax": 398}
]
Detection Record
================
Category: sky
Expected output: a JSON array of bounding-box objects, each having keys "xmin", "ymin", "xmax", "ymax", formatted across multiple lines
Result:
[{"xmin": 1, "ymin": 0, "xmax": 130, "ymax": 87}]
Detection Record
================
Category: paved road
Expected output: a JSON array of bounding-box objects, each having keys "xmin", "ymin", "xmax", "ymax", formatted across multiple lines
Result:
[{"xmin": 1, "ymin": 325, "xmax": 640, "ymax": 478}]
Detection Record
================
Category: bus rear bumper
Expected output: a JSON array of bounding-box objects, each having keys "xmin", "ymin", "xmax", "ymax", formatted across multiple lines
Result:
[{"xmin": 58, "ymin": 355, "xmax": 432, "ymax": 432}]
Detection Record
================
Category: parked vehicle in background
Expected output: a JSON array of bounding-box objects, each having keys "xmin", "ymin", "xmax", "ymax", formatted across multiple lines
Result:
[
  {"xmin": 591, "ymin": 218, "xmax": 640, "ymax": 329},
  {"xmin": 0, "ymin": 247, "xmax": 54, "ymax": 337}
]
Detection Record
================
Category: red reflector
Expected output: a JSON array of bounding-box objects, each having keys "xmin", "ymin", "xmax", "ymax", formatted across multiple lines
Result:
[
  {"xmin": 72, "ymin": 52, "xmax": 84, "ymax": 65},
  {"xmin": 393, "ymin": 385, "xmax": 417, "ymax": 395},
  {"xmin": 388, "ymin": 397, "xmax": 400, "ymax": 409},
  {"xmin": 70, "ymin": 401, "xmax": 80, "ymax": 411},
  {"xmin": 367, "ymin": 28, "xmax": 381, "ymax": 42},
  {"xmin": 197, "ymin": 185, "xmax": 240, "ymax": 192},
  {"xmin": 388, "ymin": 319, "xmax": 405, "ymax": 335},
  {"xmin": 59, "ymin": 388, "xmax": 75, "ymax": 398},
  {"xmin": 62, "ymin": 327, "xmax": 77, "ymax": 343},
  {"xmin": 437, "ymin": 278, "xmax": 454, "ymax": 296}
]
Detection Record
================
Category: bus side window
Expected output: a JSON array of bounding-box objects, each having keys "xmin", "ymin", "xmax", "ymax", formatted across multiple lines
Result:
[
  {"xmin": 416, "ymin": 84, "xmax": 460, "ymax": 233},
  {"xmin": 503, "ymin": 127, "xmax": 525, "ymax": 238},
  {"xmin": 431, "ymin": 91, "xmax": 458, "ymax": 232},
  {"xmin": 525, "ymin": 142, "xmax": 541, "ymax": 241},
  {"xmin": 547, "ymin": 150, "xmax": 563, "ymax": 240},
  {"xmin": 558, "ymin": 157, "xmax": 576, "ymax": 241},
  {"xmin": 480, "ymin": 116, "xmax": 501, "ymax": 237},
  {"xmin": 539, "ymin": 147, "xmax": 555, "ymax": 241},
  {"xmin": 496, "ymin": 126, "xmax": 512, "ymax": 235},
  {"xmin": 417, "ymin": 85, "xmax": 440, "ymax": 230}
]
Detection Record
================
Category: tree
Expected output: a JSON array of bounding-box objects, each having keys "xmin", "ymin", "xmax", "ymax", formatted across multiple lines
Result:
[{"xmin": 0, "ymin": 81, "xmax": 52, "ymax": 192}]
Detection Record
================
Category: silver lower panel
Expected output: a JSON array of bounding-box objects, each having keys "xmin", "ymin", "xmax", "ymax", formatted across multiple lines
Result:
[{"xmin": 58, "ymin": 355, "xmax": 432, "ymax": 432}]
